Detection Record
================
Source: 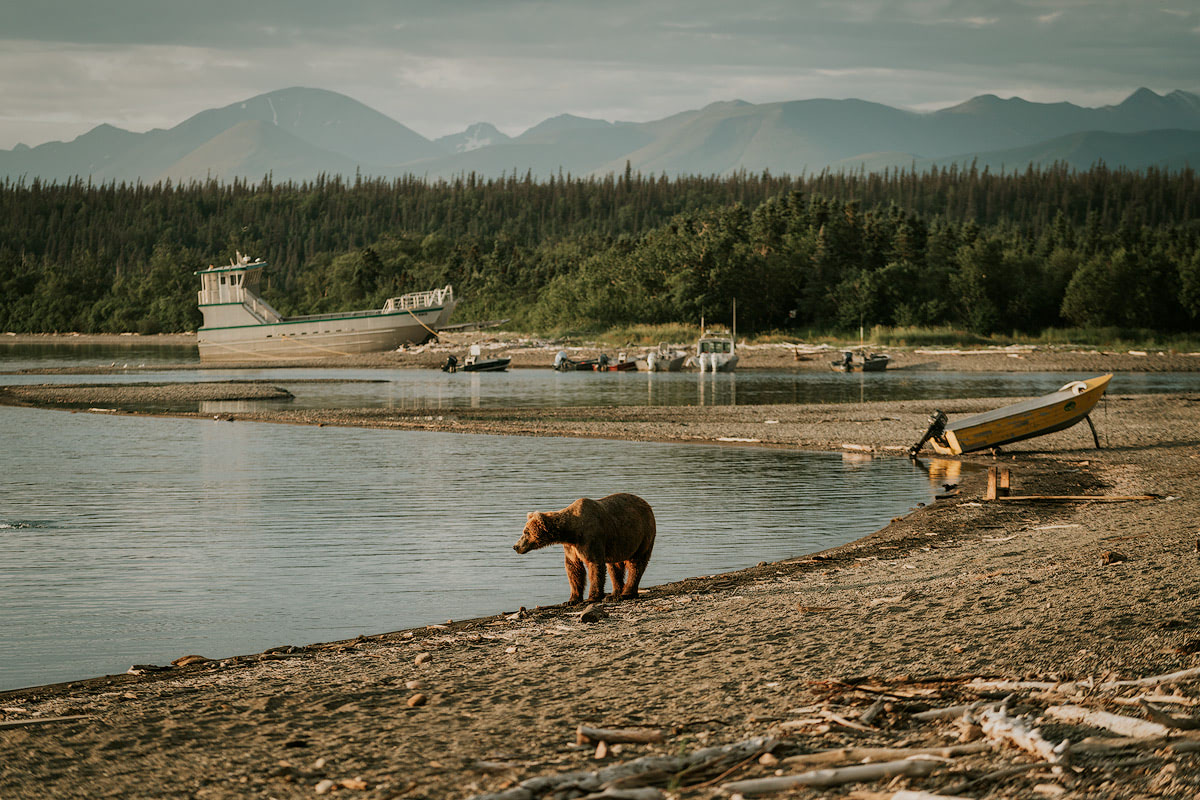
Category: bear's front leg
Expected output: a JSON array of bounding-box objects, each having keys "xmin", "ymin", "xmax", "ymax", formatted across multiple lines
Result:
[
  {"xmin": 564, "ymin": 552, "xmax": 587, "ymax": 605},
  {"xmin": 585, "ymin": 561, "xmax": 606, "ymax": 603}
]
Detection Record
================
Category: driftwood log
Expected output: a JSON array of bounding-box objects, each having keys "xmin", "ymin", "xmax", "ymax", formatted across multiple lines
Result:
[
  {"xmin": 720, "ymin": 757, "xmax": 942, "ymax": 795},
  {"xmin": 781, "ymin": 743, "xmax": 988, "ymax": 769},
  {"xmin": 1045, "ymin": 705, "xmax": 1172, "ymax": 739},
  {"xmin": 576, "ymin": 725, "xmax": 665, "ymax": 745},
  {"xmin": 0, "ymin": 714, "xmax": 90, "ymax": 729},
  {"xmin": 979, "ymin": 706, "xmax": 1068, "ymax": 762}
]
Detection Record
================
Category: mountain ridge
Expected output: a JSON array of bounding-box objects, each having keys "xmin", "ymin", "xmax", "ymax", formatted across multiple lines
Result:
[{"xmin": 2, "ymin": 87, "xmax": 1198, "ymax": 183}]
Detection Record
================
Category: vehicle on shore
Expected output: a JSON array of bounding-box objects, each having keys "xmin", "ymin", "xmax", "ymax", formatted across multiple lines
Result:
[
  {"xmin": 195, "ymin": 252, "xmax": 456, "ymax": 363},
  {"xmin": 908, "ymin": 373, "xmax": 1113, "ymax": 456}
]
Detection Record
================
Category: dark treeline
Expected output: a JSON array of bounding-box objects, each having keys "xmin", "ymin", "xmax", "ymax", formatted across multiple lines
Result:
[{"xmin": 1, "ymin": 164, "xmax": 1197, "ymax": 335}]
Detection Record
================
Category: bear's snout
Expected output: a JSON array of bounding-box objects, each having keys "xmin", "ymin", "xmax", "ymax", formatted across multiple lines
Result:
[{"xmin": 513, "ymin": 538, "xmax": 531, "ymax": 554}]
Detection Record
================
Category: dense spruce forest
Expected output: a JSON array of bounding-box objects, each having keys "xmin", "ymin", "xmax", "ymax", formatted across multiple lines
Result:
[{"xmin": 1, "ymin": 164, "xmax": 1197, "ymax": 337}]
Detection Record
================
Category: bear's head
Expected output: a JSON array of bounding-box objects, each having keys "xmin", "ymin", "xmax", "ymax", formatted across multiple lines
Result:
[{"xmin": 513, "ymin": 511, "xmax": 555, "ymax": 554}]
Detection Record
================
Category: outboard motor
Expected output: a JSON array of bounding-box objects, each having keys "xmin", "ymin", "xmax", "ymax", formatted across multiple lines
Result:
[
  {"xmin": 441, "ymin": 354, "xmax": 458, "ymax": 373},
  {"xmin": 554, "ymin": 351, "xmax": 571, "ymax": 371},
  {"xmin": 908, "ymin": 410, "xmax": 948, "ymax": 458}
]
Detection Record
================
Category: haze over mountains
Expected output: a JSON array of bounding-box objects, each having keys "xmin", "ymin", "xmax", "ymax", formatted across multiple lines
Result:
[{"xmin": 2, "ymin": 86, "xmax": 1198, "ymax": 185}]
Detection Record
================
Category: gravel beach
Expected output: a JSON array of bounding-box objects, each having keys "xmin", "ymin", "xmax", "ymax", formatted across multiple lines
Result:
[{"xmin": 3, "ymin": 344, "xmax": 1200, "ymax": 799}]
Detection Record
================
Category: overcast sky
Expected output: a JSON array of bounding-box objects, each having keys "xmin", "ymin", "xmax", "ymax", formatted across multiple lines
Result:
[{"xmin": 1, "ymin": 0, "xmax": 1197, "ymax": 149}]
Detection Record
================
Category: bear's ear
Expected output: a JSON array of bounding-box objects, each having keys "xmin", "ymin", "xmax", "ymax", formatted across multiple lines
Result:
[{"xmin": 527, "ymin": 511, "xmax": 536, "ymax": 520}]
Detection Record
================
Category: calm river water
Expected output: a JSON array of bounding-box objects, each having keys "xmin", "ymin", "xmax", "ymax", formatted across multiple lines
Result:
[
  {"xmin": 4, "ymin": 342, "xmax": 1196, "ymax": 692},
  {"xmin": 1, "ymin": 405, "xmax": 957, "ymax": 691}
]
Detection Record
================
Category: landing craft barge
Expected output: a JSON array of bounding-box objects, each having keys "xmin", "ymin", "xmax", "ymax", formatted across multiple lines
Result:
[{"xmin": 195, "ymin": 253, "xmax": 456, "ymax": 363}]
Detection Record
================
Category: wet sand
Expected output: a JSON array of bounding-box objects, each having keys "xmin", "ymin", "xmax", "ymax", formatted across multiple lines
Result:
[{"xmin": 3, "ymin": 355, "xmax": 1200, "ymax": 798}]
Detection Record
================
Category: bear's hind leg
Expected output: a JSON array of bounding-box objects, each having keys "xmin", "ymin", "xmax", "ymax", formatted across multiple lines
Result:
[
  {"xmin": 608, "ymin": 562, "xmax": 628, "ymax": 599},
  {"xmin": 585, "ymin": 561, "xmax": 606, "ymax": 603},
  {"xmin": 624, "ymin": 558, "xmax": 650, "ymax": 599},
  {"xmin": 564, "ymin": 553, "xmax": 587, "ymax": 605}
]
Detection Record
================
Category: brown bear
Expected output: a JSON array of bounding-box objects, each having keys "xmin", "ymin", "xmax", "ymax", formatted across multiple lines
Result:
[{"xmin": 513, "ymin": 493, "xmax": 656, "ymax": 605}]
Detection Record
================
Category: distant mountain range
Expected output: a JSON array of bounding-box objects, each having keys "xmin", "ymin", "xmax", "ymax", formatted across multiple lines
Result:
[{"xmin": 3, "ymin": 86, "xmax": 1198, "ymax": 184}]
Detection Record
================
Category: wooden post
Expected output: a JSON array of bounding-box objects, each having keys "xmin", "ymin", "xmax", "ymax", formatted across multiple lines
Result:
[
  {"xmin": 985, "ymin": 467, "xmax": 998, "ymax": 500},
  {"xmin": 999, "ymin": 468, "xmax": 1011, "ymax": 497}
]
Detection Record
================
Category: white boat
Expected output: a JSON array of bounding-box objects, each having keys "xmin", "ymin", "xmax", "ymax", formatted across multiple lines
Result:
[
  {"xmin": 693, "ymin": 331, "xmax": 738, "ymax": 372},
  {"xmin": 195, "ymin": 252, "xmax": 457, "ymax": 362},
  {"xmin": 637, "ymin": 342, "xmax": 688, "ymax": 372}
]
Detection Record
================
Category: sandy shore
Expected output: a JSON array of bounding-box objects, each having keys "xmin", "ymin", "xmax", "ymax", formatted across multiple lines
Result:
[{"xmin": 3, "ymin": 367, "xmax": 1200, "ymax": 798}]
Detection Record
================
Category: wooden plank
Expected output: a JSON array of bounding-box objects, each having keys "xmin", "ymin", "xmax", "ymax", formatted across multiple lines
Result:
[
  {"xmin": 999, "ymin": 468, "xmax": 1011, "ymax": 496},
  {"xmin": 0, "ymin": 715, "xmax": 90, "ymax": 729},
  {"xmin": 994, "ymin": 495, "xmax": 1156, "ymax": 503},
  {"xmin": 985, "ymin": 467, "xmax": 998, "ymax": 501}
]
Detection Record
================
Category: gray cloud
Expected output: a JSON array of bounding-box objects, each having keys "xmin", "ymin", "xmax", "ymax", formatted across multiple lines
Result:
[{"xmin": 1, "ymin": 0, "xmax": 1196, "ymax": 148}]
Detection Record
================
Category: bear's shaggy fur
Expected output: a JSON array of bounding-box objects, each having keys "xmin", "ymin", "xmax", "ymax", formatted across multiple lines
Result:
[{"xmin": 513, "ymin": 493, "xmax": 656, "ymax": 605}]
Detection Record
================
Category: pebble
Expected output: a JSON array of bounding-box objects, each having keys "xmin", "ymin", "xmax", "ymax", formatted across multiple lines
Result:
[
  {"xmin": 405, "ymin": 679, "xmax": 425, "ymax": 690},
  {"xmin": 408, "ymin": 693, "xmax": 428, "ymax": 707},
  {"xmin": 314, "ymin": 779, "xmax": 335, "ymax": 794},
  {"xmin": 414, "ymin": 652, "xmax": 432, "ymax": 665}
]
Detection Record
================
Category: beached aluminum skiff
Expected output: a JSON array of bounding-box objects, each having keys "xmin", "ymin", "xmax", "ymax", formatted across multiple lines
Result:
[{"xmin": 908, "ymin": 373, "xmax": 1113, "ymax": 456}]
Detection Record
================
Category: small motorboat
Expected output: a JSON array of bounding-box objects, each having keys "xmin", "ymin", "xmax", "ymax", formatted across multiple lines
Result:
[
  {"xmin": 594, "ymin": 352, "xmax": 638, "ymax": 372},
  {"xmin": 830, "ymin": 350, "xmax": 890, "ymax": 372},
  {"xmin": 554, "ymin": 351, "xmax": 600, "ymax": 371},
  {"xmin": 637, "ymin": 342, "xmax": 688, "ymax": 372},
  {"xmin": 908, "ymin": 374, "xmax": 1113, "ymax": 456},
  {"xmin": 442, "ymin": 344, "xmax": 511, "ymax": 372}
]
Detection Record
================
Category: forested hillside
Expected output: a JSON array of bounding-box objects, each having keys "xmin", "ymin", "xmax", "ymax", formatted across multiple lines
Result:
[{"xmin": 1, "ymin": 164, "xmax": 1197, "ymax": 336}]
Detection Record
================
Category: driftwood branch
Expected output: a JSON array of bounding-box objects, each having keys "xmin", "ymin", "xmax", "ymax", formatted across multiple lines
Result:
[
  {"xmin": 979, "ymin": 707, "xmax": 1068, "ymax": 762},
  {"xmin": 1100, "ymin": 666, "xmax": 1200, "ymax": 689},
  {"xmin": 859, "ymin": 697, "xmax": 887, "ymax": 727},
  {"xmin": 941, "ymin": 761, "xmax": 1054, "ymax": 795},
  {"xmin": 577, "ymin": 789, "xmax": 665, "ymax": 800},
  {"xmin": 852, "ymin": 792, "xmax": 974, "ymax": 800},
  {"xmin": 781, "ymin": 743, "xmax": 988, "ymax": 769},
  {"xmin": 576, "ymin": 725, "xmax": 665, "ymax": 745},
  {"xmin": 0, "ymin": 714, "xmax": 90, "ymax": 729},
  {"xmin": 1137, "ymin": 698, "xmax": 1200, "ymax": 730},
  {"xmin": 912, "ymin": 701, "xmax": 985, "ymax": 722},
  {"xmin": 1071, "ymin": 735, "xmax": 1173, "ymax": 754},
  {"xmin": 721, "ymin": 757, "xmax": 942, "ymax": 795},
  {"xmin": 1045, "ymin": 705, "xmax": 1172, "ymax": 739}
]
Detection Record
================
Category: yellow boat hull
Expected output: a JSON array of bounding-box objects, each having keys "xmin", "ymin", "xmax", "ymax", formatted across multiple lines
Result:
[{"xmin": 931, "ymin": 374, "xmax": 1113, "ymax": 455}]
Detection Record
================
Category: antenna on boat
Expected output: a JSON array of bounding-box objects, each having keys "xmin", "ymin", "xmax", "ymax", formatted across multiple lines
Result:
[{"xmin": 732, "ymin": 298, "xmax": 737, "ymax": 354}]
